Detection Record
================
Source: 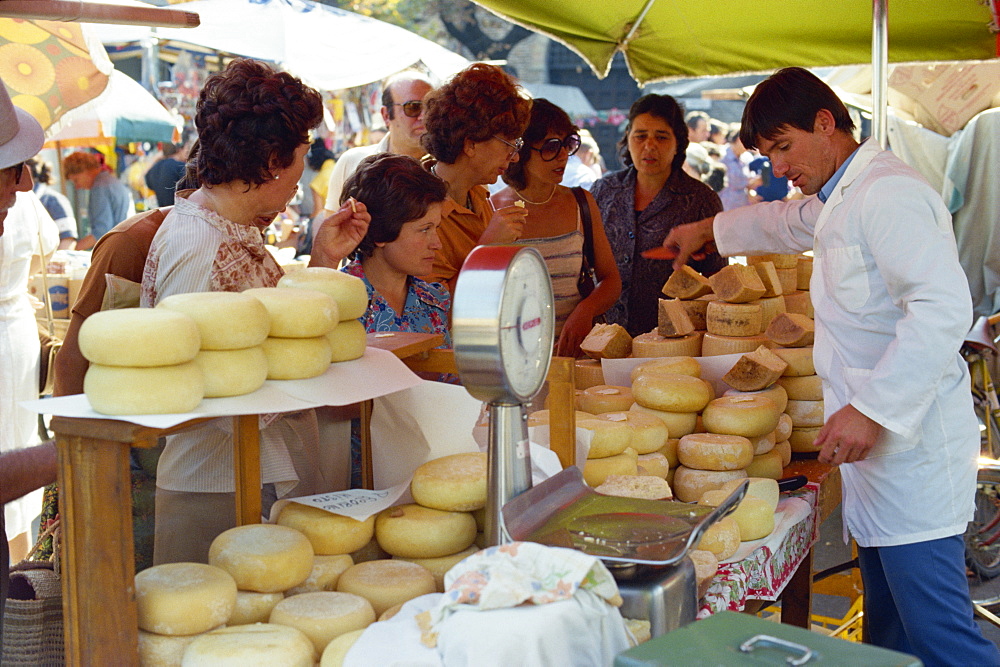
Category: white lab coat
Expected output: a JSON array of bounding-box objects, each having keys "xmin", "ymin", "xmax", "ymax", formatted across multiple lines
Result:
[{"xmin": 715, "ymin": 139, "xmax": 978, "ymax": 547}]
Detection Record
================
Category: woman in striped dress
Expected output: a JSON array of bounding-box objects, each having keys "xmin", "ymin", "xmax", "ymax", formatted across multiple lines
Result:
[{"xmin": 491, "ymin": 99, "xmax": 620, "ymax": 356}]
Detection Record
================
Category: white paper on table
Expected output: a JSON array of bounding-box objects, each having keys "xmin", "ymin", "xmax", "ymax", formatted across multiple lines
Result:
[
  {"xmin": 527, "ymin": 423, "xmax": 591, "ymax": 473},
  {"xmin": 268, "ymin": 480, "xmax": 411, "ymax": 523},
  {"xmin": 601, "ymin": 352, "xmax": 743, "ymax": 396},
  {"xmin": 272, "ymin": 348, "xmax": 422, "ymax": 405}
]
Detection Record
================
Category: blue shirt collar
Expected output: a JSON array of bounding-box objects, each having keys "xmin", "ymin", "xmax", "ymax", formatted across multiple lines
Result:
[{"xmin": 817, "ymin": 141, "xmax": 862, "ymax": 203}]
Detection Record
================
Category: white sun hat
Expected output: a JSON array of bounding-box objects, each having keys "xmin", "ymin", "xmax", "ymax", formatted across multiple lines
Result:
[{"xmin": 0, "ymin": 80, "xmax": 45, "ymax": 170}]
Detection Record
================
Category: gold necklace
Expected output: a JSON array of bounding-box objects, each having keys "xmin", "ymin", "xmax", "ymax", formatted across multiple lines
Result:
[{"xmin": 515, "ymin": 184, "xmax": 557, "ymax": 206}]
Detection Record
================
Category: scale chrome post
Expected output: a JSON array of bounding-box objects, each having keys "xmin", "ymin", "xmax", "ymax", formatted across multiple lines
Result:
[{"xmin": 452, "ymin": 245, "xmax": 555, "ymax": 546}]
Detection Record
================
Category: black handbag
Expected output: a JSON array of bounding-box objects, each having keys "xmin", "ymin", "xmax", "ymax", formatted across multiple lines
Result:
[{"xmin": 571, "ymin": 187, "xmax": 598, "ymax": 298}]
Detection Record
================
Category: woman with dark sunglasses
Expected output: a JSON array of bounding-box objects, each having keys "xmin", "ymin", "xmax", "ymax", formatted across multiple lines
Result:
[{"xmin": 491, "ymin": 99, "xmax": 621, "ymax": 356}]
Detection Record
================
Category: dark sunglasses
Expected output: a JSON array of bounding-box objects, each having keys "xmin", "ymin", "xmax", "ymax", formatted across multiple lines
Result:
[
  {"xmin": 392, "ymin": 101, "xmax": 423, "ymax": 118},
  {"xmin": 531, "ymin": 134, "xmax": 581, "ymax": 162}
]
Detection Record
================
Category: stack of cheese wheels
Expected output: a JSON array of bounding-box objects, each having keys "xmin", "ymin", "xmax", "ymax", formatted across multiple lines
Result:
[
  {"xmin": 243, "ymin": 287, "xmax": 338, "ymax": 380},
  {"xmin": 157, "ymin": 291, "xmax": 270, "ymax": 398},
  {"xmin": 135, "ymin": 562, "xmax": 238, "ymax": 666},
  {"xmin": 743, "ymin": 258, "xmax": 788, "ymax": 330},
  {"xmin": 701, "ymin": 263, "xmax": 773, "ymax": 356},
  {"xmin": 646, "ymin": 265, "xmax": 714, "ymax": 357},
  {"xmin": 278, "ymin": 267, "xmax": 369, "ymax": 363},
  {"xmin": 577, "ymin": 410, "xmax": 637, "ymax": 485},
  {"xmin": 767, "ymin": 313, "xmax": 824, "ymax": 454},
  {"xmin": 79, "ymin": 307, "xmax": 204, "ymax": 414},
  {"xmin": 698, "ymin": 477, "xmax": 780, "ymax": 543},
  {"xmin": 783, "ymin": 254, "xmax": 814, "ymax": 317},
  {"xmin": 275, "ymin": 503, "xmax": 371, "ymax": 597}
]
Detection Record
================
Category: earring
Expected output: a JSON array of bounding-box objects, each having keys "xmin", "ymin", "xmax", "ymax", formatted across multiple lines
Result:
[{"xmin": 274, "ymin": 174, "xmax": 280, "ymax": 180}]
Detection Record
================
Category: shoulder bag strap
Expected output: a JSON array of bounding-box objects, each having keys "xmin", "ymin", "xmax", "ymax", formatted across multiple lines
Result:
[{"xmin": 571, "ymin": 186, "xmax": 595, "ymax": 268}]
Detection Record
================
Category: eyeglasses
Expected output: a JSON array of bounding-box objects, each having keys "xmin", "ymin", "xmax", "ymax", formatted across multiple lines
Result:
[
  {"xmin": 493, "ymin": 135, "xmax": 524, "ymax": 160},
  {"xmin": 531, "ymin": 134, "xmax": 582, "ymax": 162},
  {"xmin": 392, "ymin": 101, "xmax": 423, "ymax": 118},
  {"xmin": 5, "ymin": 161, "xmax": 25, "ymax": 185}
]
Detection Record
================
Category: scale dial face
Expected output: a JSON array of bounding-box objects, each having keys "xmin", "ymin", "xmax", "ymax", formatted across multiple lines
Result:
[{"xmin": 498, "ymin": 249, "xmax": 555, "ymax": 400}]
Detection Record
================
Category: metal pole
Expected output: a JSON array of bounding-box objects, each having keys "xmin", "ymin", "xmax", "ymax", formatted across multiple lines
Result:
[{"xmin": 872, "ymin": 0, "xmax": 888, "ymax": 147}]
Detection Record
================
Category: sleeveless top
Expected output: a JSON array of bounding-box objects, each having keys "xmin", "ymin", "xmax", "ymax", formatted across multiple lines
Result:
[{"xmin": 513, "ymin": 209, "xmax": 584, "ymax": 338}]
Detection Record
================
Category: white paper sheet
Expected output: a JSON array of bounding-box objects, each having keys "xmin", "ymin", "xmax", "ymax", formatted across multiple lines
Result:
[{"xmin": 268, "ymin": 480, "xmax": 412, "ymax": 523}]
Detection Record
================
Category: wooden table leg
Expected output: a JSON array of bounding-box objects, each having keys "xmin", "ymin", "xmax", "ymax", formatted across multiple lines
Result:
[
  {"xmin": 58, "ymin": 433, "xmax": 138, "ymax": 666},
  {"xmin": 781, "ymin": 548, "xmax": 813, "ymax": 628},
  {"xmin": 233, "ymin": 414, "xmax": 261, "ymax": 525},
  {"xmin": 360, "ymin": 399, "xmax": 374, "ymax": 490}
]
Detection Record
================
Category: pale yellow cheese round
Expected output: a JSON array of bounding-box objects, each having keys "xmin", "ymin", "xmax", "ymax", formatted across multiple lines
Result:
[
  {"xmin": 632, "ymin": 373, "xmax": 712, "ymax": 413},
  {"xmin": 786, "ymin": 399, "xmax": 825, "ymax": 428},
  {"xmin": 138, "ymin": 629, "xmax": 202, "ymax": 667},
  {"xmin": 230, "ymin": 591, "xmax": 285, "ymax": 625},
  {"xmin": 135, "ymin": 562, "xmax": 237, "ymax": 636},
  {"xmin": 278, "ymin": 267, "xmax": 368, "ymax": 321},
  {"xmin": 777, "ymin": 374, "xmax": 823, "ymax": 401},
  {"xmin": 578, "ymin": 385, "xmax": 635, "ymax": 414},
  {"xmin": 320, "ymin": 628, "xmax": 366, "ymax": 667},
  {"xmin": 327, "ymin": 319, "xmax": 367, "ymax": 362},
  {"xmin": 579, "ymin": 418, "xmax": 634, "ymax": 459},
  {"xmin": 771, "ymin": 346, "xmax": 815, "ymax": 376},
  {"xmin": 774, "ymin": 413, "xmax": 794, "ymax": 442},
  {"xmin": 336, "ymin": 560, "xmax": 436, "ymax": 616},
  {"xmin": 789, "ymin": 427, "xmax": 822, "ymax": 452},
  {"xmin": 701, "ymin": 395, "xmax": 781, "ymax": 438},
  {"xmin": 688, "ymin": 550, "xmax": 719, "ymax": 599},
  {"xmin": 672, "ymin": 466, "xmax": 748, "ymax": 503},
  {"xmin": 598, "ymin": 411, "xmax": 668, "ymax": 454},
  {"xmin": 731, "ymin": 496, "xmax": 775, "ymax": 541},
  {"xmin": 277, "ymin": 503, "xmax": 375, "ymax": 556},
  {"xmin": 656, "ymin": 438, "xmax": 680, "ymax": 468},
  {"xmin": 677, "ymin": 433, "xmax": 754, "ymax": 471},
  {"xmin": 637, "ymin": 452, "xmax": 671, "ymax": 479},
  {"xmin": 724, "ymin": 384, "xmax": 788, "ymax": 414},
  {"xmin": 574, "ymin": 358, "xmax": 605, "ymax": 389},
  {"xmin": 705, "ymin": 300, "xmax": 762, "ymax": 337},
  {"xmin": 395, "ymin": 545, "xmax": 478, "ymax": 592},
  {"xmin": 270, "ymin": 591, "xmax": 375, "ymax": 655},
  {"xmin": 181, "ymin": 623, "xmax": 314, "ymax": 666},
  {"xmin": 629, "ymin": 403, "xmax": 698, "ymax": 438},
  {"xmin": 774, "ymin": 439, "xmax": 792, "ymax": 466},
  {"xmin": 718, "ymin": 477, "xmax": 780, "ymax": 511},
  {"xmin": 78, "ymin": 307, "xmax": 200, "ymax": 367},
  {"xmin": 194, "ymin": 347, "xmax": 268, "ymax": 398},
  {"xmin": 630, "ymin": 356, "xmax": 701, "ymax": 382},
  {"xmin": 411, "ymin": 453, "xmax": 487, "ymax": 512},
  {"xmin": 375, "ymin": 504, "xmax": 477, "ymax": 559},
  {"xmin": 745, "ymin": 450, "xmax": 784, "ymax": 479},
  {"xmin": 157, "ymin": 291, "xmax": 270, "ymax": 350},
  {"xmin": 285, "ymin": 555, "xmax": 356, "ymax": 596},
  {"xmin": 750, "ymin": 431, "xmax": 776, "ymax": 455},
  {"xmin": 85, "ymin": 362, "xmax": 203, "ymax": 415},
  {"xmin": 631, "ymin": 331, "xmax": 703, "ymax": 357},
  {"xmin": 209, "ymin": 524, "xmax": 314, "ymax": 593},
  {"xmin": 701, "ymin": 332, "xmax": 770, "ymax": 357},
  {"xmin": 261, "ymin": 336, "xmax": 332, "ymax": 380},
  {"xmin": 696, "ymin": 516, "xmax": 740, "ymax": 560},
  {"xmin": 582, "ymin": 447, "xmax": 638, "ymax": 486},
  {"xmin": 244, "ymin": 287, "xmax": 338, "ymax": 338}
]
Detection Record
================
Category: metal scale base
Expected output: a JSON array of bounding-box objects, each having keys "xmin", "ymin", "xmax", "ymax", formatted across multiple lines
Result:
[{"xmin": 612, "ymin": 559, "xmax": 698, "ymax": 638}]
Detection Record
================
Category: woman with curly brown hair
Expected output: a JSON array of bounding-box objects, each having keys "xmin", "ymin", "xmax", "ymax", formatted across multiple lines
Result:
[
  {"xmin": 419, "ymin": 63, "xmax": 532, "ymax": 295},
  {"xmin": 140, "ymin": 59, "xmax": 370, "ymax": 564}
]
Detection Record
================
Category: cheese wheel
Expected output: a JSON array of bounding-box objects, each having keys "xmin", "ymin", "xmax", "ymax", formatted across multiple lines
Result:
[
  {"xmin": 632, "ymin": 373, "xmax": 712, "ymax": 413},
  {"xmin": 261, "ymin": 336, "xmax": 332, "ymax": 380},
  {"xmin": 796, "ymin": 256, "xmax": 813, "ymax": 290},
  {"xmin": 758, "ymin": 295, "xmax": 786, "ymax": 329},
  {"xmin": 395, "ymin": 546, "xmax": 478, "ymax": 592},
  {"xmin": 270, "ymin": 591, "xmax": 375, "ymax": 655},
  {"xmin": 750, "ymin": 431, "xmax": 777, "ymax": 455},
  {"xmin": 194, "ymin": 347, "xmax": 268, "ymax": 398},
  {"xmin": 598, "ymin": 411, "xmax": 669, "ymax": 454},
  {"xmin": 731, "ymin": 496, "xmax": 776, "ymax": 541},
  {"xmin": 631, "ymin": 331, "xmax": 703, "ymax": 357},
  {"xmin": 277, "ymin": 503, "xmax": 375, "ymax": 556},
  {"xmin": 244, "ymin": 287, "xmax": 338, "ymax": 338},
  {"xmin": 84, "ymin": 362, "xmax": 203, "ymax": 415},
  {"xmin": 181, "ymin": 623, "xmax": 314, "ymax": 667},
  {"xmin": 637, "ymin": 452, "xmax": 671, "ymax": 479},
  {"xmin": 139, "ymin": 629, "xmax": 203, "ymax": 667},
  {"xmin": 774, "ymin": 439, "xmax": 793, "ymax": 466},
  {"xmin": 285, "ymin": 554, "xmax": 356, "ymax": 596},
  {"xmin": 580, "ymin": 323, "xmax": 632, "ymax": 359},
  {"xmin": 777, "ymin": 374, "xmax": 823, "ymax": 401},
  {"xmin": 719, "ymin": 477, "xmax": 780, "ymax": 511},
  {"xmin": 209, "ymin": 524, "xmax": 314, "ymax": 593},
  {"xmin": 708, "ymin": 264, "xmax": 766, "ymax": 303},
  {"xmin": 696, "ymin": 515, "xmax": 740, "ymax": 560},
  {"xmin": 782, "ymin": 290, "xmax": 814, "ymax": 317},
  {"xmin": 723, "ymin": 384, "xmax": 788, "ymax": 414},
  {"xmin": 772, "ymin": 347, "xmax": 815, "ymax": 379},
  {"xmin": 78, "ymin": 307, "xmax": 200, "ymax": 367},
  {"xmin": 745, "ymin": 450, "xmax": 784, "ymax": 479},
  {"xmin": 677, "ymin": 433, "xmax": 753, "ymax": 471},
  {"xmin": 375, "ymin": 504, "xmax": 477, "ymax": 558},
  {"xmin": 278, "ymin": 267, "xmax": 368, "ymax": 321},
  {"xmin": 410, "ymin": 452, "xmax": 487, "ymax": 512},
  {"xmin": 772, "ymin": 414, "xmax": 793, "ymax": 444},
  {"xmin": 157, "ymin": 291, "xmax": 270, "ymax": 350},
  {"xmin": 630, "ymin": 403, "xmax": 698, "ymax": 438},
  {"xmin": 574, "ymin": 359, "xmax": 605, "ymax": 390},
  {"xmin": 630, "ymin": 356, "xmax": 701, "ymax": 382},
  {"xmin": 702, "ymin": 395, "xmax": 781, "ymax": 438},
  {"xmin": 701, "ymin": 332, "xmax": 770, "ymax": 357},
  {"xmin": 336, "ymin": 560, "xmax": 435, "ymax": 616},
  {"xmin": 578, "ymin": 418, "xmax": 633, "ymax": 458},
  {"xmin": 688, "ymin": 550, "xmax": 719, "ymax": 598},
  {"xmin": 595, "ymin": 474, "xmax": 673, "ymax": 500},
  {"xmin": 578, "ymin": 385, "xmax": 635, "ymax": 414},
  {"xmin": 582, "ymin": 447, "xmax": 638, "ymax": 486},
  {"xmin": 657, "ymin": 438, "xmax": 680, "ymax": 468},
  {"xmin": 528, "ymin": 409, "xmax": 594, "ymax": 427},
  {"xmin": 789, "ymin": 427, "xmax": 822, "ymax": 452},
  {"xmin": 320, "ymin": 628, "xmax": 365, "ymax": 667},
  {"xmin": 706, "ymin": 300, "xmax": 762, "ymax": 337},
  {"xmin": 657, "ymin": 298, "xmax": 695, "ymax": 337},
  {"xmin": 230, "ymin": 591, "xmax": 285, "ymax": 625},
  {"xmin": 135, "ymin": 563, "xmax": 237, "ymax": 636},
  {"xmin": 327, "ymin": 319, "xmax": 367, "ymax": 362},
  {"xmin": 786, "ymin": 399, "xmax": 825, "ymax": 428},
  {"xmin": 747, "ymin": 253, "xmax": 798, "ymax": 270},
  {"xmin": 775, "ymin": 267, "xmax": 798, "ymax": 294},
  {"xmin": 672, "ymin": 466, "xmax": 748, "ymax": 503}
]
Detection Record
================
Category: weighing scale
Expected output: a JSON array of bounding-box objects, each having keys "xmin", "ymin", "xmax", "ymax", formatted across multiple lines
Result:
[{"xmin": 452, "ymin": 245, "xmax": 555, "ymax": 546}]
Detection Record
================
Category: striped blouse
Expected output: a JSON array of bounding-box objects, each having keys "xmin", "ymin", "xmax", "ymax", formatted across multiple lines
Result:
[{"xmin": 514, "ymin": 211, "xmax": 584, "ymax": 338}]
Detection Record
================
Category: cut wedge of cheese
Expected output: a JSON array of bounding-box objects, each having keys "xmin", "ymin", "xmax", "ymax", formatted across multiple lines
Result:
[
  {"xmin": 657, "ymin": 298, "xmax": 696, "ymax": 337},
  {"xmin": 723, "ymin": 345, "xmax": 788, "ymax": 392},
  {"xmin": 766, "ymin": 313, "xmax": 815, "ymax": 348},
  {"xmin": 661, "ymin": 265, "xmax": 713, "ymax": 299},
  {"xmin": 580, "ymin": 323, "xmax": 632, "ymax": 359},
  {"xmin": 708, "ymin": 264, "xmax": 766, "ymax": 303}
]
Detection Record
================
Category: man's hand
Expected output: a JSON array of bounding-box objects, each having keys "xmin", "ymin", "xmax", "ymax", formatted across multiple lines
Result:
[
  {"xmin": 815, "ymin": 404, "xmax": 881, "ymax": 465},
  {"xmin": 479, "ymin": 204, "xmax": 527, "ymax": 245},
  {"xmin": 662, "ymin": 217, "xmax": 717, "ymax": 272},
  {"xmin": 309, "ymin": 198, "xmax": 370, "ymax": 268}
]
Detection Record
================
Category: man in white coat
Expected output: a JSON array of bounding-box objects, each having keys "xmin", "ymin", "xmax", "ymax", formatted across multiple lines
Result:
[{"xmin": 665, "ymin": 67, "xmax": 999, "ymax": 666}]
